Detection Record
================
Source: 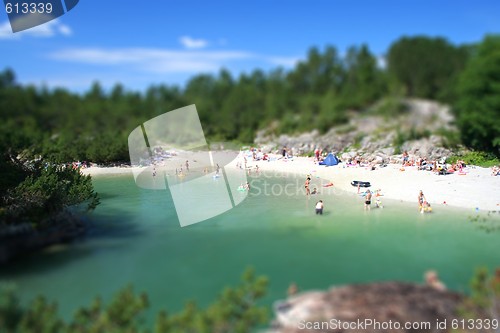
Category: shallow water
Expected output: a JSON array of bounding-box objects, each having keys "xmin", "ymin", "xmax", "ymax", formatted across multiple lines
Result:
[{"xmin": 1, "ymin": 172, "xmax": 499, "ymax": 321}]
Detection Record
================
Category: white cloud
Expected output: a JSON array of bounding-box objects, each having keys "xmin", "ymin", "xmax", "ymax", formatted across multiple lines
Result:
[
  {"xmin": 48, "ymin": 48, "xmax": 254, "ymax": 73},
  {"xmin": 48, "ymin": 47, "xmax": 301, "ymax": 73},
  {"xmin": 0, "ymin": 19, "xmax": 72, "ymax": 39},
  {"xmin": 179, "ymin": 36, "xmax": 209, "ymax": 49},
  {"xmin": 266, "ymin": 56, "xmax": 300, "ymax": 67},
  {"xmin": 42, "ymin": 47, "xmax": 303, "ymax": 91}
]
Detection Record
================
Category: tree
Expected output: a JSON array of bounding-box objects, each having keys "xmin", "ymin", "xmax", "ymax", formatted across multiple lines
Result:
[
  {"xmin": 341, "ymin": 44, "xmax": 386, "ymax": 109},
  {"xmin": 455, "ymin": 35, "xmax": 500, "ymax": 156},
  {"xmin": 387, "ymin": 36, "xmax": 469, "ymax": 100}
]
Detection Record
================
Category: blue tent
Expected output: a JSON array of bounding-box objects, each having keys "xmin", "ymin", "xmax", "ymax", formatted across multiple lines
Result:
[{"xmin": 319, "ymin": 153, "xmax": 339, "ymax": 166}]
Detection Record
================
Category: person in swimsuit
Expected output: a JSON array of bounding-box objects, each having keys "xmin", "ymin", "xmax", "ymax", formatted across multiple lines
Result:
[
  {"xmin": 304, "ymin": 176, "xmax": 311, "ymax": 196},
  {"xmin": 418, "ymin": 190, "xmax": 426, "ymax": 210},
  {"xmin": 364, "ymin": 190, "xmax": 372, "ymax": 210},
  {"xmin": 315, "ymin": 200, "xmax": 324, "ymax": 215}
]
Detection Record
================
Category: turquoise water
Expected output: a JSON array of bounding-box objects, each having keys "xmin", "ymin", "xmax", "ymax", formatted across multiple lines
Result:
[{"xmin": 1, "ymin": 172, "xmax": 499, "ymax": 321}]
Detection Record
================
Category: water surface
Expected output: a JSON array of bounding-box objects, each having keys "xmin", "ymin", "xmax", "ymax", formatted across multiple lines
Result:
[{"xmin": 1, "ymin": 173, "xmax": 499, "ymax": 320}]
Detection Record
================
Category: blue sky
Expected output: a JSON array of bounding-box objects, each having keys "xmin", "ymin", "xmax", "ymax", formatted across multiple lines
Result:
[{"xmin": 1, "ymin": 0, "xmax": 499, "ymax": 93}]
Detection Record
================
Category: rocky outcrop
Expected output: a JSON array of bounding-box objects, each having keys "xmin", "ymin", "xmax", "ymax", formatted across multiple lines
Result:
[
  {"xmin": 270, "ymin": 281, "xmax": 464, "ymax": 333},
  {"xmin": 255, "ymin": 99, "xmax": 458, "ymax": 162},
  {"xmin": 0, "ymin": 211, "xmax": 86, "ymax": 264}
]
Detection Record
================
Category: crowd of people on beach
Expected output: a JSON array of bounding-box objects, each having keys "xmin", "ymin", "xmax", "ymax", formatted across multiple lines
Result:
[
  {"xmin": 401, "ymin": 150, "xmax": 468, "ymax": 175},
  {"xmin": 123, "ymin": 145, "xmax": 496, "ymax": 217}
]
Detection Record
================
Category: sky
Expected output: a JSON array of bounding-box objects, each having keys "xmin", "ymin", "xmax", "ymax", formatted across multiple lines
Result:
[{"xmin": 1, "ymin": 0, "xmax": 499, "ymax": 93}]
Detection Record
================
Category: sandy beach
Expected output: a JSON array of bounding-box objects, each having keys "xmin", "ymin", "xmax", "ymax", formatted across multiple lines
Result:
[{"xmin": 82, "ymin": 156, "xmax": 500, "ymax": 212}]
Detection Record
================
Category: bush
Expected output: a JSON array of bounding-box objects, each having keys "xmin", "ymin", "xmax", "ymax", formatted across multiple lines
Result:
[{"xmin": 446, "ymin": 151, "xmax": 500, "ymax": 167}]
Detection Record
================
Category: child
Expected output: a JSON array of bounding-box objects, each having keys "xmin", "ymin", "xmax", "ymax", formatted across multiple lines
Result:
[{"xmin": 315, "ymin": 200, "xmax": 324, "ymax": 215}]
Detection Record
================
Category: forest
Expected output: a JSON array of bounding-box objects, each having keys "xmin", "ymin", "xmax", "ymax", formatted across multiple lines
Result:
[{"xmin": 1, "ymin": 35, "xmax": 499, "ymax": 164}]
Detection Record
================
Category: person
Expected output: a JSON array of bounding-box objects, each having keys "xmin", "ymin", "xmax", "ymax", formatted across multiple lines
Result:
[
  {"xmin": 402, "ymin": 150, "xmax": 409, "ymax": 165},
  {"xmin": 216, "ymin": 163, "xmax": 221, "ymax": 175},
  {"xmin": 364, "ymin": 190, "xmax": 372, "ymax": 210},
  {"xmin": 185, "ymin": 160, "xmax": 189, "ymax": 172},
  {"xmin": 418, "ymin": 190, "xmax": 426, "ymax": 211},
  {"xmin": 375, "ymin": 189, "xmax": 383, "ymax": 208},
  {"xmin": 243, "ymin": 181, "xmax": 250, "ymax": 190},
  {"xmin": 315, "ymin": 200, "xmax": 324, "ymax": 215},
  {"xmin": 491, "ymin": 165, "xmax": 500, "ymax": 176},
  {"xmin": 311, "ymin": 187, "xmax": 318, "ymax": 195},
  {"xmin": 314, "ymin": 148, "xmax": 320, "ymax": 162},
  {"xmin": 425, "ymin": 270, "xmax": 446, "ymax": 291},
  {"xmin": 282, "ymin": 146, "xmax": 287, "ymax": 158},
  {"xmin": 304, "ymin": 176, "xmax": 311, "ymax": 196},
  {"xmin": 287, "ymin": 282, "xmax": 298, "ymax": 296}
]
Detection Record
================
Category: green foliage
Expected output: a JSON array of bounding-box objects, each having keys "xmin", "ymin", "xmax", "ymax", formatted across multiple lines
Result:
[
  {"xmin": 459, "ymin": 267, "xmax": 500, "ymax": 321},
  {"xmin": 0, "ymin": 284, "xmax": 22, "ymax": 331},
  {"xmin": 446, "ymin": 151, "xmax": 500, "ymax": 167},
  {"xmin": 69, "ymin": 285, "xmax": 148, "ymax": 333},
  {"xmin": 2, "ymin": 163, "xmax": 99, "ymax": 226},
  {"xmin": 454, "ymin": 35, "xmax": 500, "ymax": 157},
  {"xmin": 387, "ymin": 36, "xmax": 469, "ymax": 100},
  {"xmin": 468, "ymin": 214, "xmax": 500, "ymax": 233},
  {"xmin": 392, "ymin": 127, "xmax": 431, "ymax": 153},
  {"xmin": 435, "ymin": 127, "xmax": 461, "ymax": 149},
  {"xmin": 0, "ymin": 268, "xmax": 269, "ymax": 333}
]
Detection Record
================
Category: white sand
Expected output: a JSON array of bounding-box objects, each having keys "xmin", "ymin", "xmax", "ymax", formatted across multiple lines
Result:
[
  {"xmin": 253, "ymin": 156, "xmax": 500, "ymax": 212},
  {"xmin": 82, "ymin": 156, "xmax": 500, "ymax": 211}
]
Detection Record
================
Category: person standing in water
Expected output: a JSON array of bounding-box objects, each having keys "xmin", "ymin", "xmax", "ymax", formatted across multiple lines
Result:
[
  {"xmin": 364, "ymin": 190, "xmax": 372, "ymax": 210},
  {"xmin": 315, "ymin": 200, "xmax": 324, "ymax": 215},
  {"xmin": 304, "ymin": 176, "xmax": 311, "ymax": 196},
  {"xmin": 418, "ymin": 190, "xmax": 426, "ymax": 210},
  {"xmin": 185, "ymin": 160, "xmax": 189, "ymax": 172}
]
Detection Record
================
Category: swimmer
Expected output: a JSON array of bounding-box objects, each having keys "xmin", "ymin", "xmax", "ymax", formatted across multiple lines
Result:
[
  {"xmin": 364, "ymin": 190, "xmax": 372, "ymax": 210},
  {"xmin": 375, "ymin": 189, "xmax": 383, "ymax": 208},
  {"xmin": 315, "ymin": 200, "xmax": 324, "ymax": 215},
  {"xmin": 304, "ymin": 177, "xmax": 311, "ymax": 196},
  {"xmin": 425, "ymin": 270, "xmax": 446, "ymax": 291},
  {"xmin": 418, "ymin": 190, "xmax": 426, "ymax": 212}
]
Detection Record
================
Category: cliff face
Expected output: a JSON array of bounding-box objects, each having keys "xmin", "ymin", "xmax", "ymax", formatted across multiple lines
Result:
[
  {"xmin": 255, "ymin": 99, "xmax": 459, "ymax": 162},
  {"xmin": 270, "ymin": 281, "xmax": 464, "ymax": 333}
]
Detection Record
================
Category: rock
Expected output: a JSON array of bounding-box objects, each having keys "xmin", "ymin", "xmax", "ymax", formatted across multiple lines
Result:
[
  {"xmin": 271, "ymin": 281, "xmax": 464, "ymax": 333},
  {"xmin": 254, "ymin": 99, "xmax": 461, "ymax": 162}
]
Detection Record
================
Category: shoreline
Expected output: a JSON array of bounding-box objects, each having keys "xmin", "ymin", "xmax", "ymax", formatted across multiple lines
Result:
[{"xmin": 82, "ymin": 156, "xmax": 500, "ymax": 212}]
